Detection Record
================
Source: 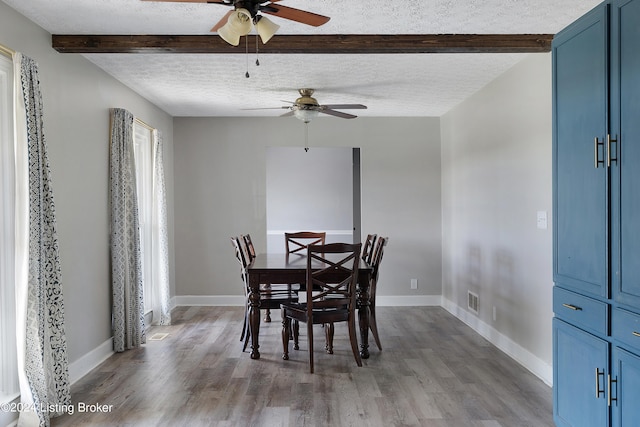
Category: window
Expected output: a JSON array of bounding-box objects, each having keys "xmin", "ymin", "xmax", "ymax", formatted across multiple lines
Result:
[
  {"xmin": 132, "ymin": 120, "xmax": 154, "ymax": 315},
  {"xmin": 0, "ymin": 53, "xmax": 19, "ymax": 401}
]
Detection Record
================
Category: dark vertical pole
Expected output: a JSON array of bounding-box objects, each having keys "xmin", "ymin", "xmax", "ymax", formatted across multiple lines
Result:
[{"xmin": 352, "ymin": 147, "xmax": 361, "ymax": 244}]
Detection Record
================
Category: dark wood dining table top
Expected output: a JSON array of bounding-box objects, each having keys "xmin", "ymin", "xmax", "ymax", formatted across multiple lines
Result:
[{"xmin": 248, "ymin": 252, "xmax": 373, "ymax": 274}]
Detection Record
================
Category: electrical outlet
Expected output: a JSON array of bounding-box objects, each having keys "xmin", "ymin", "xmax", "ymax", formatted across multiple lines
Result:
[{"xmin": 410, "ymin": 279, "xmax": 418, "ymax": 289}]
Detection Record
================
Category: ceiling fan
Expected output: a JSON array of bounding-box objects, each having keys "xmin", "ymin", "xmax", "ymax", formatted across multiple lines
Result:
[
  {"xmin": 259, "ymin": 89, "xmax": 368, "ymax": 123},
  {"xmin": 141, "ymin": 0, "xmax": 330, "ymax": 46}
]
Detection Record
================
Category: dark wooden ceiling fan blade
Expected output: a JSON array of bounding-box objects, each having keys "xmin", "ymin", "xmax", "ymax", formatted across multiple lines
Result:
[
  {"xmin": 260, "ymin": 4, "xmax": 330, "ymax": 27},
  {"xmin": 320, "ymin": 109, "xmax": 358, "ymax": 119},
  {"xmin": 211, "ymin": 9, "xmax": 234, "ymax": 32},
  {"xmin": 321, "ymin": 104, "xmax": 367, "ymax": 110}
]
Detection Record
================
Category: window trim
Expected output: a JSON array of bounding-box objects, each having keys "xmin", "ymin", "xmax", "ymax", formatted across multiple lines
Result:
[{"xmin": 0, "ymin": 51, "xmax": 19, "ymax": 403}]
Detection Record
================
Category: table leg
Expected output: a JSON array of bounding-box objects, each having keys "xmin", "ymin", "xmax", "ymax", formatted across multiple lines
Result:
[
  {"xmin": 357, "ymin": 285, "xmax": 371, "ymax": 359},
  {"xmin": 248, "ymin": 275, "xmax": 261, "ymax": 360}
]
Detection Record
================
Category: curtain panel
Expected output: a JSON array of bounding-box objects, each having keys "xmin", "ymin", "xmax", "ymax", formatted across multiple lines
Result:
[
  {"xmin": 151, "ymin": 130, "xmax": 171, "ymax": 326},
  {"xmin": 14, "ymin": 53, "xmax": 71, "ymax": 427},
  {"xmin": 109, "ymin": 108, "xmax": 145, "ymax": 352}
]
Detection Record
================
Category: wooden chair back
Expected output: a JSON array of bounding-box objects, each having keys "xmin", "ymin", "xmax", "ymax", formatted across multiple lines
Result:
[
  {"xmin": 285, "ymin": 231, "xmax": 326, "ymax": 254},
  {"xmin": 231, "ymin": 236, "xmax": 249, "ymax": 270},
  {"xmin": 305, "ymin": 242, "xmax": 362, "ymax": 321},
  {"xmin": 370, "ymin": 236, "xmax": 388, "ymax": 280},
  {"xmin": 242, "ymin": 234, "xmax": 256, "ymax": 261},
  {"xmin": 362, "ymin": 233, "xmax": 377, "ymax": 264}
]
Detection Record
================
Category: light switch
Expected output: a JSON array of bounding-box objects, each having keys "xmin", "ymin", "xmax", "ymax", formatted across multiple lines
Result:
[{"xmin": 537, "ymin": 211, "xmax": 548, "ymax": 230}]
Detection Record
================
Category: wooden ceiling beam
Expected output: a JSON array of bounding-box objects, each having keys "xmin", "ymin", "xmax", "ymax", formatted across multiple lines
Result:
[{"xmin": 52, "ymin": 34, "xmax": 553, "ymax": 54}]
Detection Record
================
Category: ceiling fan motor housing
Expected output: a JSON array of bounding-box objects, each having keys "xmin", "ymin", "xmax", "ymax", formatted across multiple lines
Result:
[
  {"xmin": 233, "ymin": 0, "xmax": 268, "ymax": 19},
  {"xmin": 295, "ymin": 88, "xmax": 319, "ymax": 108}
]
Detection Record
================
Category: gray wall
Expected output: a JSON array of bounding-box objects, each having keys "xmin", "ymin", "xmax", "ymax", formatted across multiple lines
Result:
[
  {"xmin": 173, "ymin": 117, "xmax": 443, "ymax": 301},
  {"xmin": 441, "ymin": 53, "xmax": 553, "ymax": 383},
  {"xmin": 0, "ymin": 1, "xmax": 175, "ymax": 369}
]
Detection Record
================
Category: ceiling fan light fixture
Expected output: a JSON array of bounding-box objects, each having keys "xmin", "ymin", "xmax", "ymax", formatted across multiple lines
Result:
[
  {"xmin": 218, "ymin": 8, "xmax": 252, "ymax": 46},
  {"xmin": 293, "ymin": 108, "xmax": 320, "ymax": 123},
  {"xmin": 254, "ymin": 15, "xmax": 280, "ymax": 44}
]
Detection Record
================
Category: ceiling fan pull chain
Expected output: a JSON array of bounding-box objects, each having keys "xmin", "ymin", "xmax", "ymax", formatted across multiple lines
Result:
[
  {"xmin": 304, "ymin": 122, "xmax": 310, "ymax": 152},
  {"xmin": 255, "ymin": 34, "xmax": 260, "ymax": 66},
  {"xmin": 245, "ymin": 36, "xmax": 250, "ymax": 78}
]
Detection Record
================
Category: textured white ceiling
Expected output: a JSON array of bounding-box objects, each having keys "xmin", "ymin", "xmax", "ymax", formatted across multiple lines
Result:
[{"xmin": 2, "ymin": 0, "xmax": 602, "ymax": 117}]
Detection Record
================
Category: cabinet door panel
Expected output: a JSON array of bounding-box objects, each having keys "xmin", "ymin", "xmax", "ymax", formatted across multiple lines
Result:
[
  {"xmin": 553, "ymin": 319, "xmax": 609, "ymax": 427},
  {"xmin": 611, "ymin": 347, "xmax": 640, "ymax": 427},
  {"xmin": 552, "ymin": 4, "xmax": 609, "ymax": 298},
  {"xmin": 612, "ymin": 0, "xmax": 640, "ymax": 307}
]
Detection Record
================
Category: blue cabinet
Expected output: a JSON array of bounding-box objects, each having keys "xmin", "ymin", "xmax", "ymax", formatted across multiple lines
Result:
[
  {"xmin": 611, "ymin": 348, "xmax": 640, "ymax": 426},
  {"xmin": 611, "ymin": 0, "xmax": 640, "ymax": 308},
  {"xmin": 553, "ymin": 1, "xmax": 640, "ymax": 426},
  {"xmin": 553, "ymin": 319, "xmax": 609, "ymax": 427},
  {"xmin": 553, "ymin": 2, "xmax": 609, "ymax": 299}
]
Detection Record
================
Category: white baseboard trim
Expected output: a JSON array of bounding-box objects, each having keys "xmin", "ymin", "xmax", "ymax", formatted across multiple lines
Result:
[
  {"xmin": 376, "ymin": 295, "xmax": 442, "ymax": 306},
  {"xmin": 441, "ymin": 297, "xmax": 553, "ymax": 387},
  {"xmin": 68, "ymin": 338, "xmax": 114, "ymax": 385},
  {"xmin": 173, "ymin": 295, "xmax": 245, "ymax": 306}
]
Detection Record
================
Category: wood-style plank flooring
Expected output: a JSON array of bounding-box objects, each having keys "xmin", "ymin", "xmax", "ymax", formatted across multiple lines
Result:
[{"xmin": 52, "ymin": 306, "xmax": 553, "ymax": 427}]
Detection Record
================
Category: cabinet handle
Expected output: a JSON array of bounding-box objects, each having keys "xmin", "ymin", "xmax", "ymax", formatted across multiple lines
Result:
[
  {"xmin": 596, "ymin": 368, "xmax": 605, "ymax": 398},
  {"xmin": 607, "ymin": 134, "xmax": 618, "ymax": 167},
  {"xmin": 562, "ymin": 303, "xmax": 582, "ymax": 311},
  {"xmin": 632, "ymin": 331, "xmax": 640, "ymax": 338},
  {"xmin": 594, "ymin": 137, "xmax": 605, "ymax": 168},
  {"xmin": 608, "ymin": 375, "xmax": 617, "ymax": 407}
]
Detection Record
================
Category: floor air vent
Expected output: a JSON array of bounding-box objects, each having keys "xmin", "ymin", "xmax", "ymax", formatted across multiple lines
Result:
[
  {"xmin": 467, "ymin": 291, "xmax": 479, "ymax": 315},
  {"xmin": 149, "ymin": 333, "xmax": 169, "ymax": 341}
]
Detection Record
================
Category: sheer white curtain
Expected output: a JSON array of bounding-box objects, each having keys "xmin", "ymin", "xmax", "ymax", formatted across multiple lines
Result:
[
  {"xmin": 109, "ymin": 108, "xmax": 145, "ymax": 352},
  {"xmin": 14, "ymin": 52, "xmax": 71, "ymax": 427},
  {"xmin": 151, "ymin": 130, "xmax": 171, "ymax": 325}
]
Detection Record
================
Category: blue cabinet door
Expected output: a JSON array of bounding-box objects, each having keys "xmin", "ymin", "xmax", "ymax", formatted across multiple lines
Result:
[
  {"xmin": 553, "ymin": 319, "xmax": 609, "ymax": 427},
  {"xmin": 611, "ymin": 0, "xmax": 640, "ymax": 308},
  {"xmin": 611, "ymin": 347, "xmax": 640, "ymax": 426},
  {"xmin": 552, "ymin": 3, "xmax": 609, "ymax": 298}
]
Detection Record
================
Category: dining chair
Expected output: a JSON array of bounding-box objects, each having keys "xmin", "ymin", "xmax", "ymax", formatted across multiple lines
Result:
[
  {"xmin": 285, "ymin": 231, "xmax": 326, "ymax": 255},
  {"xmin": 242, "ymin": 233, "xmax": 300, "ymax": 322},
  {"xmin": 367, "ymin": 236, "xmax": 388, "ymax": 351},
  {"xmin": 231, "ymin": 236, "xmax": 298, "ymax": 351},
  {"xmin": 264, "ymin": 231, "xmax": 326, "ymax": 322},
  {"xmin": 361, "ymin": 233, "xmax": 377, "ymax": 264},
  {"xmin": 280, "ymin": 242, "xmax": 362, "ymax": 373}
]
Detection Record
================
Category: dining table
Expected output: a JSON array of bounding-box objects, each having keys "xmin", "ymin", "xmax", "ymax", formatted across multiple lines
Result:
[{"xmin": 246, "ymin": 251, "xmax": 374, "ymax": 360}]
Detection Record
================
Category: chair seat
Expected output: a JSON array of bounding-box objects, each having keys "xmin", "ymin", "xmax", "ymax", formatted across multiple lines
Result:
[
  {"xmin": 281, "ymin": 302, "xmax": 350, "ymax": 324},
  {"xmin": 256, "ymin": 294, "xmax": 298, "ymax": 310}
]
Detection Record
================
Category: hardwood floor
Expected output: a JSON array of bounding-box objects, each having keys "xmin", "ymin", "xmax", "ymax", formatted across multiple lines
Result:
[{"xmin": 52, "ymin": 306, "xmax": 553, "ymax": 427}]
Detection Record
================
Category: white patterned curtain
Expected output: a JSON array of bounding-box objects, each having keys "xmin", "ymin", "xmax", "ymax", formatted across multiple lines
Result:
[
  {"xmin": 109, "ymin": 108, "xmax": 145, "ymax": 352},
  {"xmin": 151, "ymin": 129, "xmax": 171, "ymax": 325},
  {"xmin": 13, "ymin": 53, "xmax": 71, "ymax": 427}
]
